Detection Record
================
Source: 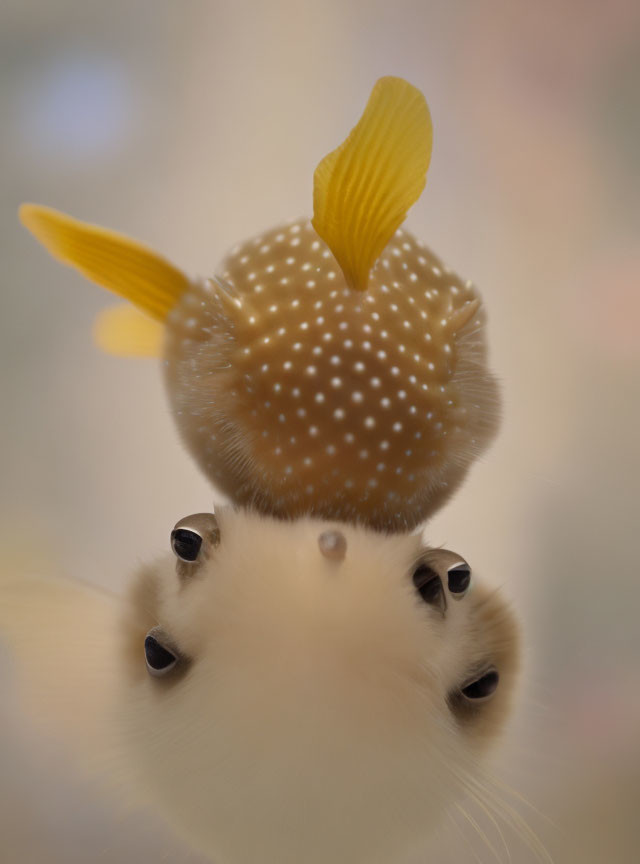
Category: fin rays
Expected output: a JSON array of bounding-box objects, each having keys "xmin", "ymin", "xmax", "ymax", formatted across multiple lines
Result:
[
  {"xmin": 19, "ymin": 204, "xmax": 190, "ymax": 321},
  {"xmin": 313, "ymin": 77, "xmax": 432, "ymax": 291}
]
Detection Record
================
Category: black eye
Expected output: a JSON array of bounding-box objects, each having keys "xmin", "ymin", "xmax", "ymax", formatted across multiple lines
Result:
[
  {"xmin": 461, "ymin": 667, "xmax": 499, "ymax": 701},
  {"xmin": 412, "ymin": 564, "xmax": 446, "ymax": 612},
  {"xmin": 144, "ymin": 630, "xmax": 178, "ymax": 678},
  {"xmin": 448, "ymin": 563, "xmax": 471, "ymax": 596},
  {"xmin": 171, "ymin": 528, "xmax": 203, "ymax": 562}
]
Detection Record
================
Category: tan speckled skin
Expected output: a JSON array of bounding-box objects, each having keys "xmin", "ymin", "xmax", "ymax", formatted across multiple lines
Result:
[{"xmin": 164, "ymin": 219, "xmax": 499, "ymax": 531}]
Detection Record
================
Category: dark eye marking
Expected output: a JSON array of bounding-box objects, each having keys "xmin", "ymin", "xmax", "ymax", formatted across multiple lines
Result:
[
  {"xmin": 447, "ymin": 563, "xmax": 471, "ymax": 596},
  {"xmin": 412, "ymin": 563, "xmax": 446, "ymax": 613},
  {"xmin": 144, "ymin": 628, "xmax": 178, "ymax": 678},
  {"xmin": 170, "ymin": 512, "xmax": 220, "ymax": 581},
  {"xmin": 447, "ymin": 666, "xmax": 500, "ymax": 718},
  {"xmin": 461, "ymin": 667, "xmax": 499, "ymax": 700},
  {"xmin": 171, "ymin": 528, "xmax": 203, "ymax": 562}
]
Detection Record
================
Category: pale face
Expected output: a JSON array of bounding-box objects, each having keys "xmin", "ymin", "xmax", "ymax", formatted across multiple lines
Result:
[{"xmin": 119, "ymin": 508, "xmax": 519, "ymax": 864}]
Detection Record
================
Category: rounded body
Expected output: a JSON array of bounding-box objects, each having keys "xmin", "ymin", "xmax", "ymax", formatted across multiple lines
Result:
[
  {"xmin": 165, "ymin": 221, "xmax": 499, "ymax": 531},
  {"xmin": 120, "ymin": 508, "xmax": 519, "ymax": 864}
]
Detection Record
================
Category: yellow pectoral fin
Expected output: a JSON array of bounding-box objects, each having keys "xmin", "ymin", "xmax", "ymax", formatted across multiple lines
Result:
[
  {"xmin": 93, "ymin": 303, "xmax": 164, "ymax": 357},
  {"xmin": 19, "ymin": 204, "xmax": 190, "ymax": 321},
  {"xmin": 312, "ymin": 76, "xmax": 433, "ymax": 291}
]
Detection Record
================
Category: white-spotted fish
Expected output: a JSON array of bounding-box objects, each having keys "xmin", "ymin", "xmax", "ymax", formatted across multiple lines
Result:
[{"xmin": 20, "ymin": 77, "xmax": 499, "ymax": 531}]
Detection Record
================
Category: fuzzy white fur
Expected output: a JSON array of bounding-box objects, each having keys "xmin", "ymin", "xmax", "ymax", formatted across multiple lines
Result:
[{"xmin": 0, "ymin": 508, "xmax": 519, "ymax": 864}]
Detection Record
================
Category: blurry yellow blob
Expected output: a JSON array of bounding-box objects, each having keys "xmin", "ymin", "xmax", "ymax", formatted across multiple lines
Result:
[{"xmin": 93, "ymin": 303, "xmax": 163, "ymax": 357}]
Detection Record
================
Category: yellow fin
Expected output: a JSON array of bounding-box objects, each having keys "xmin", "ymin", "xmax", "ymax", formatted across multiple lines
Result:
[
  {"xmin": 312, "ymin": 76, "xmax": 432, "ymax": 291},
  {"xmin": 93, "ymin": 303, "xmax": 164, "ymax": 357},
  {"xmin": 19, "ymin": 204, "xmax": 189, "ymax": 320}
]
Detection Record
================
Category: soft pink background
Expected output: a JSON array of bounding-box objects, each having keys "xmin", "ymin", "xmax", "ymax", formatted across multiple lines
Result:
[{"xmin": 1, "ymin": 1, "xmax": 639, "ymax": 860}]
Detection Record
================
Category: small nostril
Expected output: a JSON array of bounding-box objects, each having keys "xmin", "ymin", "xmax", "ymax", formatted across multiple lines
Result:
[{"xmin": 318, "ymin": 530, "xmax": 347, "ymax": 561}]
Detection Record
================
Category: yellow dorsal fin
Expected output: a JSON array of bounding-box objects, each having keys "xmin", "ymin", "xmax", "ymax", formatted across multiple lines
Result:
[
  {"xmin": 19, "ymin": 204, "xmax": 189, "ymax": 321},
  {"xmin": 93, "ymin": 303, "xmax": 164, "ymax": 357},
  {"xmin": 312, "ymin": 76, "xmax": 432, "ymax": 291}
]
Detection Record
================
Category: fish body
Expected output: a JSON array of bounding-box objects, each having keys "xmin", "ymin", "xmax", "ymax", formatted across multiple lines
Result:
[
  {"xmin": 166, "ymin": 219, "xmax": 497, "ymax": 530},
  {"xmin": 20, "ymin": 77, "xmax": 499, "ymax": 530}
]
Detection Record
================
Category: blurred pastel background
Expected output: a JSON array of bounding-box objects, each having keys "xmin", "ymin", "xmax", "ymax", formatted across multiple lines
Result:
[{"xmin": 1, "ymin": 0, "xmax": 639, "ymax": 861}]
